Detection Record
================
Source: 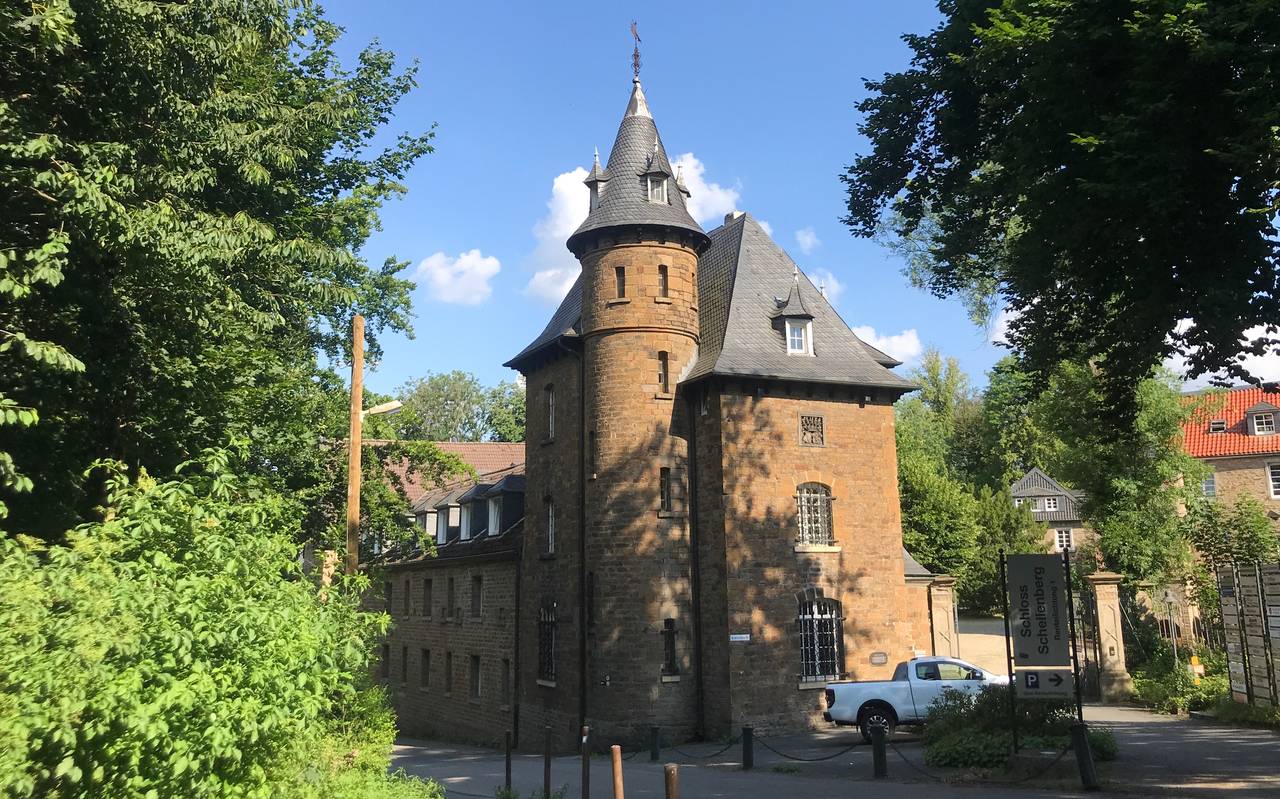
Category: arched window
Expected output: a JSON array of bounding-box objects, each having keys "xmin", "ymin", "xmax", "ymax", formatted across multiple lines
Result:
[
  {"xmin": 796, "ymin": 483, "xmax": 834, "ymax": 545},
  {"xmin": 797, "ymin": 588, "xmax": 844, "ymax": 682}
]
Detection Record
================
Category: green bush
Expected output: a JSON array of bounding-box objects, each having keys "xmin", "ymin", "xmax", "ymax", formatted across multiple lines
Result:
[
  {"xmin": 0, "ymin": 453, "xmax": 440, "ymax": 798},
  {"xmin": 1210, "ymin": 697, "xmax": 1280, "ymax": 728},
  {"xmin": 1131, "ymin": 641, "xmax": 1228, "ymax": 713},
  {"xmin": 921, "ymin": 686, "xmax": 1117, "ymax": 769}
]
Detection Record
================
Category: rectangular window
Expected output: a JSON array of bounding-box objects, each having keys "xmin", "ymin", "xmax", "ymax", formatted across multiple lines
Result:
[
  {"xmin": 400, "ymin": 646, "xmax": 408, "ymax": 684},
  {"xmin": 447, "ymin": 576, "xmax": 456, "ymax": 619},
  {"xmin": 425, "ymin": 509, "xmax": 437, "ymax": 535},
  {"xmin": 1044, "ymin": 497, "xmax": 1059, "ymax": 512},
  {"xmin": 380, "ymin": 644, "xmax": 390, "ymax": 679},
  {"xmin": 423, "ymin": 579, "xmax": 433, "ymax": 617},
  {"xmin": 384, "ymin": 581, "xmax": 393, "ymax": 614},
  {"xmin": 1013, "ymin": 498, "xmax": 1024, "ymax": 508},
  {"xmin": 488, "ymin": 496, "xmax": 501, "ymax": 534},
  {"xmin": 471, "ymin": 574, "xmax": 483, "ymax": 617},
  {"xmin": 662, "ymin": 618, "xmax": 679, "ymax": 675},
  {"xmin": 1056, "ymin": 529, "xmax": 1073, "ymax": 552},
  {"xmin": 796, "ymin": 484, "xmax": 834, "ymax": 546},
  {"xmin": 786, "ymin": 320, "xmax": 809, "ymax": 354},
  {"xmin": 538, "ymin": 604, "xmax": 557, "ymax": 683},
  {"xmin": 1209, "ymin": 420, "xmax": 1226, "ymax": 433},
  {"xmin": 658, "ymin": 264, "xmax": 669, "ymax": 297},
  {"xmin": 699, "ymin": 392, "xmax": 709, "ymax": 416},
  {"xmin": 545, "ymin": 501, "xmax": 555, "ymax": 555},
  {"xmin": 501, "ymin": 658, "xmax": 512, "ymax": 706},
  {"xmin": 403, "ymin": 579, "xmax": 411, "ymax": 615},
  {"xmin": 436, "ymin": 511, "xmax": 448, "ymax": 545},
  {"xmin": 459, "ymin": 504, "xmax": 472, "ymax": 541},
  {"xmin": 420, "ymin": 649, "xmax": 431, "ymax": 688},
  {"xmin": 647, "ymin": 176, "xmax": 667, "ymax": 203},
  {"xmin": 470, "ymin": 655, "xmax": 482, "ymax": 699},
  {"xmin": 615, "ymin": 266, "xmax": 626, "ymax": 298},
  {"xmin": 659, "ymin": 467, "xmax": 673, "ymax": 512},
  {"xmin": 1255, "ymin": 413, "xmax": 1276, "ymax": 435},
  {"xmin": 1202, "ymin": 471, "xmax": 1216, "ymax": 498},
  {"xmin": 545, "ymin": 385, "xmax": 555, "ymax": 439},
  {"xmin": 1270, "ymin": 463, "xmax": 1280, "ymax": 499},
  {"xmin": 657, "ymin": 351, "xmax": 669, "ymax": 393},
  {"xmin": 798, "ymin": 597, "xmax": 843, "ymax": 681},
  {"xmin": 445, "ymin": 651, "xmax": 453, "ymax": 694}
]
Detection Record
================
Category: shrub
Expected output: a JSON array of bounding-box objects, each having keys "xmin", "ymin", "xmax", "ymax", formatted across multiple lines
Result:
[
  {"xmin": 1131, "ymin": 641, "xmax": 1228, "ymax": 713},
  {"xmin": 0, "ymin": 453, "xmax": 440, "ymax": 798},
  {"xmin": 1210, "ymin": 697, "xmax": 1280, "ymax": 728}
]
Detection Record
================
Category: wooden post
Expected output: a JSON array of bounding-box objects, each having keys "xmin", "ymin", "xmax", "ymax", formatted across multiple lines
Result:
[
  {"xmin": 543, "ymin": 726, "xmax": 552, "ymax": 799},
  {"xmin": 580, "ymin": 725, "xmax": 590, "ymax": 799},
  {"xmin": 610, "ymin": 745, "xmax": 624, "ymax": 799},
  {"xmin": 344, "ymin": 314, "xmax": 365, "ymax": 575},
  {"xmin": 663, "ymin": 763, "xmax": 679, "ymax": 799},
  {"xmin": 505, "ymin": 730, "xmax": 513, "ymax": 792}
]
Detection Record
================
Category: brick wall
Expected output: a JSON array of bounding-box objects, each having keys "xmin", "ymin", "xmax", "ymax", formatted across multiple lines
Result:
[
  {"xmin": 1205, "ymin": 455, "xmax": 1280, "ymax": 516},
  {"xmin": 380, "ymin": 555, "xmax": 518, "ymax": 746},
  {"xmin": 708, "ymin": 381, "xmax": 930, "ymax": 733}
]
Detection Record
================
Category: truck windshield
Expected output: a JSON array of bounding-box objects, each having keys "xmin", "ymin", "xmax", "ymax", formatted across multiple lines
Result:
[{"xmin": 891, "ymin": 662, "xmax": 908, "ymax": 681}]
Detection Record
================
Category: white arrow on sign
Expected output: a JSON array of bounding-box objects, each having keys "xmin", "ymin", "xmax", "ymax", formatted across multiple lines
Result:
[{"xmin": 1016, "ymin": 668, "xmax": 1074, "ymax": 700}]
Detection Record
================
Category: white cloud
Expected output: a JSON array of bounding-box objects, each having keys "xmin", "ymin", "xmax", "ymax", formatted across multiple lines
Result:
[
  {"xmin": 525, "ymin": 267, "xmax": 579, "ymax": 303},
  {"xmin": 810, "ymin": 268, "xmax": 845, "ymax": 305},
  {"xmin": 523, "ymin": 167, "xmax": 589, "ymax": 303},
  {"xmin": 1165, "ymin": 321, "xmax": 1280, "ymax": 387},
  {"xmin": 851, "ymin": 325, "xmax": 923, "ymax": 364},
  {"xmin": 795, "ymin": 226, "xmax": 821, "ymax": 255},
  {"xmin": 672, "ymin": 152, "xmax": 740, "ymax": 225},
  {"xmin": 758, "ymin": 220, "xmax": 774, "ymax": 237},
  {"xmin": 415, "ymin": 249, "xmax": 501, "ymax": 305},
  {"xmin": 988, "ymin": 307, "xmax": 1017, "ymax": 346}
]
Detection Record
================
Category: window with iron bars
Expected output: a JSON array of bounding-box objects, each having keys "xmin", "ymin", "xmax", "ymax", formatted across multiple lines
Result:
[
  {"xmin": 537, "ymin": 603, "xmax": 557, "ymax": 683},
  {"xmin": 798, "ymin": 592, "xmax": 844, "ymax": 682},
  {"xmin": 795, "ymin": 483, "xmax": 834, "ymax": 545},
  {"xmin": 661, "ymin": 618, "xmax": 679, "ymax": 675}
]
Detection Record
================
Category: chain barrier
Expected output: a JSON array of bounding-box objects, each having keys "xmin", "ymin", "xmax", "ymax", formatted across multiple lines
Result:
[
  {"xmin": 754, "ymin": 736, "xmax": 862, "ymax": 762},
  {"xmin": 591, "ymin": 741, "xmax": 641, "ymax": 761},
  {"xmin": 887, "ymin": 741, "xmax": 945, "ymax": 782},
  {"xmin": 666, "ymin": 735, "xmax": 741, "ymax": 760},
  {"xmin": 1007, "ymin": 745, "xmax": 1073, "ymax": 784}
]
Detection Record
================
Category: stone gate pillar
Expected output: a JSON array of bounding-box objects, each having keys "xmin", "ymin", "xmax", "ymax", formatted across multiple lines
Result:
[
  {"xmin": 1087, "ymin": 572, "xmax": 1134, "ymax": 703},
  {"xmin": 929, "ymin": 575, "xmax": 960, "ymax": 658}
]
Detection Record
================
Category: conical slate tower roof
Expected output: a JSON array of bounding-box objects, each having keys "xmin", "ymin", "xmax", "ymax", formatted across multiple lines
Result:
[{"xmin": 566, "ymin": 79, "xmax": 708, "ymax": 254}]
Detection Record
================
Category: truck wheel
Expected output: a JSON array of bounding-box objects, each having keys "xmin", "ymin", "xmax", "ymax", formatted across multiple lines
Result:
[{"xmin": 858, "ymin": 703, "xmax": 897, "ymax": 744}]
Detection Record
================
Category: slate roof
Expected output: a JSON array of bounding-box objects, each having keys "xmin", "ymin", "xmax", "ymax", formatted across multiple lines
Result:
[
  {"xmin": 412, "ymin": 462, "xmax": 525, "ymax": 514},
  {"xmin": 377, "ymin": 441, "xmax": 525, "ymax": 507},
  {"xmin": 903, "ymin": 548, "xmax": 932, "ymax": 579},
  {"xmin": 1182, "ymin": 386, "xmax": 1280, "ymax": 458},
  {"xmin": 565, "ymin": 80, "xmax": 707, "ymax": 253},
  {"xmin": 1009, "ymin": 467, "xmax": 1085, "ymax": 523},
  {"xmin": 681, "ymin": 214, "xmax": 916, "ymax": 391},
  {"xmin": 503, "ymin": 273, "xmax": 583, "ymax": 367}
]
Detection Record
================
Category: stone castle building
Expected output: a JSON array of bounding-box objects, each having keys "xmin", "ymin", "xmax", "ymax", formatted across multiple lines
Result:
[{"xmin": 377, "ymin": 77, "xmax": 953, "ymax": 750}]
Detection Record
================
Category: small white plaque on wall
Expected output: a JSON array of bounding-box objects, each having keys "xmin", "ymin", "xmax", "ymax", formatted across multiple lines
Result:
[{"xmin": 729, "ymin": 633, "xmax": 751, "ymax": 643}]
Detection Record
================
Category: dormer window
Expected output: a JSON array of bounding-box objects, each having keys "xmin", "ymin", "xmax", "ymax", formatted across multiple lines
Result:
[
  {"xmin": 1208, "ymin": 420, "xmax": 1226, "ymax": 433},
  {"xmin": 1254, "ymin": 412, "xmax": 1276, "ymax": 435},
  {"xmin": 786, "ymin": 319, "xmax": 812, "ymax": 355},
  {"xmin": 1044, "ymin": 497, "xmax": 1059, "ymax": 511},
  {"xmin": 647, "ymin": 176, "xmax": 667, "ymax": 203}
]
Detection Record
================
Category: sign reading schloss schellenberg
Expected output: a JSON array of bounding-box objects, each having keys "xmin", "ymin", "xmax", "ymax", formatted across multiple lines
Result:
[{"xmin": 1006, "ymin": 554, "xmax": 1070, "ymax": 667}]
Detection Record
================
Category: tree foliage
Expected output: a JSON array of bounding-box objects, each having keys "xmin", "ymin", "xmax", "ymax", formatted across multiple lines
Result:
[
  {"xmin": 483, "ymin": 380, "xmax": 526, "ymax": 443},
  {"xmin": 393, "ymin": 372, "xmax": 526, "ymax": 443},
  {"xmin": 0, "ymin": 0, "xmax": 439, "ymax": 540},
  {"xmin": 844, "ymin": 0, "xmax": 1280, "ymax": 420},
  {"xmin": 0, "ymin": 452, "xmax": 442, "ymax": 799}
]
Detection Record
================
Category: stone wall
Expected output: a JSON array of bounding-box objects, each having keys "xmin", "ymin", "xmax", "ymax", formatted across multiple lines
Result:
[{"xmin": 1206, "ymin": 455, "xmax": 1280, "ymax": 516}]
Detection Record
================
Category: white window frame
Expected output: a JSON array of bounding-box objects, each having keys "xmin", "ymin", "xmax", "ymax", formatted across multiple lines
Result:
[
  {"xmin": 546, "ymin": 502, "xmax": 556, "ymax": 555},
  {"xmin": 1055, "ymin": 528, "xmax": 1073, "ymax": 552},
  {"xmin": 1045, "ymin": 497, "xmax": 1059, "ymax": 512},
  {"xmin": 459, "ymin": 504, "xmax": 472, "ymax": 541},
  {"xmin": 1209, "ymin": 420, "xmax": 1226, "ymax": 433},
  {"xmin": 436, "ymin": 509, "xmax": 448, "ymax": 545},
  {"xmin": 647, "ymin": 176, "xmax": 667, "ymax": 203},
  {"xmin": 1254, "ymin": 412, "xmax": 1276, "ymax": 435},
  {"xmin": 1013, "ymin": 497, "xmax": 1024, "ymax": 508},
  {"xmin": 798, "ymin": 595, "xmax": 843, "ymax": 682},
  {"xmin": 488, "ymin": 496, "xmax": 502, "ymax": 535},
  {"xmin": 785, "ymin": 319, "xmax": 812, "ymax": 355},
  {"xmin": 796, "ymin": 483, "xmax": 834, "ymax": 546},
  {"xmin": 1202, "ymin": 470, "xmax": 1216, "ymax": 499},
  {"xmin": 546, "ymin": 385, "xmax": 555, "ymax": 439},
  {"xmin": 1269, "ymin": 463, "xmax": 1280, "ymax": 499}
]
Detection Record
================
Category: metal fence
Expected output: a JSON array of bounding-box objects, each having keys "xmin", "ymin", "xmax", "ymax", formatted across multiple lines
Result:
[{"xmin": 1217, "ymin": 561, "xmax": 1280, "ymax": 707}]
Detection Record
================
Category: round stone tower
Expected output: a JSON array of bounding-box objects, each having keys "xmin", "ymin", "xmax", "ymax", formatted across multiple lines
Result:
[{"xmin": 566, "ymin": 79, "xmax": 710, "ymax": 742}]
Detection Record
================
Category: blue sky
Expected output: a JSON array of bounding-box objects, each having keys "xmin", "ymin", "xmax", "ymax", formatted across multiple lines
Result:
[{"xmin": 325, "ymin": 0, "xmax": 1014, "ymax": 395}]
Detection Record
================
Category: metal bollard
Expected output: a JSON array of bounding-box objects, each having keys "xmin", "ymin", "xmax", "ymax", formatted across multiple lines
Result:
[
  {"xmin": 871, "ymin": 725, "xmax": 887, "ymax": 779},
  {"xmin": 581, "ymin": 726, "xmax": 591, "ymax": 799},
  {"xmin": 544, "ymin": 726, "xmax": 553, "ymax": 799},
  {"xmin": 650, "ymin": 725, "xmax": 660, "ymax": 762},
  {"xmin": 741, "ymin": 726, "xmax": 753, "ymax": 771},
  {"xmin": 505, "ymin": 730, "xmax": 513, "ymax": 792},
  {"xmin": 1070, "ymin": 722, "xmax": 1099, "ymax": 791},
  {"xmin": 664, "ymin": 763, "xmax": 679, "ymax": 799}
]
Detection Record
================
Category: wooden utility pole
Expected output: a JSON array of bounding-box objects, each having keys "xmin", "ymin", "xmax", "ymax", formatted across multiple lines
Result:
[{"xmin": 345, "ymin": 314, "xmax": 365, "ymax": 575}]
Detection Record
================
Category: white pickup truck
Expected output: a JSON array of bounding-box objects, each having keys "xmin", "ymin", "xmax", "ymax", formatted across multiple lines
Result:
[{"xmin": 823, "ymin": 656, "xmax": 1009, "ymax": 741}]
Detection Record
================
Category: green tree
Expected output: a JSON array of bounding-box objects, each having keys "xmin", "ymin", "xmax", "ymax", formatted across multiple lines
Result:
[
  {"xmin": 0, "ymin": 451, "xmax": 442, "ymax": 798},
  {"xmin": 483, "ymin": 380, "xmax": 526, "ymax": 443},
  {"xmin": 898, "ymin": 451, "xmax": 981, "ymax": 581},
  {"xmin": 843, "ymin": 0, "xmax": 1280, "ymax": 420},
  {"xmin": 394, "ymin": 371, "xmax": 487, "ymax": 442},
  {"xmin": 1, "ymin": 0, "xmax": 436, "ymax": 539},
  {"xmin": 962, "ymin": 485, "xmax": 1045, "ymax": 614}
]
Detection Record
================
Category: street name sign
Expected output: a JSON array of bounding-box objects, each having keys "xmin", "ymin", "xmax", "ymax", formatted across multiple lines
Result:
[
  {"xmin": 1006, "ymin": 554, "xmax": 1070, "ymax": 667},
  {"xmin": 1016, "ymin": 669, "xmax": 1074, "ymax": 700}
]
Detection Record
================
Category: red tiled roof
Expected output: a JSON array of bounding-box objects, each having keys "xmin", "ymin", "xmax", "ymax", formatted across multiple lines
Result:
[
  {"xmin": 380, "ymin": 442, "xmax": 525, "ymax": 506},
  {"xmin": 1182, "ymin": 386, "xmax": 1280, "ymax": 459}
]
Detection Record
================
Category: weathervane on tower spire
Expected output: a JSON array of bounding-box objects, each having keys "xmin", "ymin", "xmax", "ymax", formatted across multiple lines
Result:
[{"xmin": 631, "ymin": 21, "xmax": 642, "ymax": 80}]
